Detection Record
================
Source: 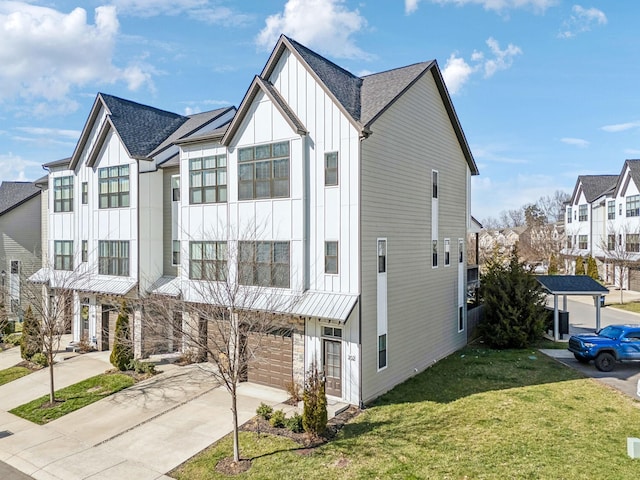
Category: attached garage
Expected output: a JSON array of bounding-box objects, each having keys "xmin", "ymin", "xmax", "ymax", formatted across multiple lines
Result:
[
  {"xmin": 629, "ymin": 268, "xmax": 640, "ymax": 291},
  {"xmin": 246, "ymin": 330, "xmax": 293, "ymax": 390}
]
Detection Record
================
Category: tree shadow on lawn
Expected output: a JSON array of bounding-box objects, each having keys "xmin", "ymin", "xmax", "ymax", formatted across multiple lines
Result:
[{"xmin": 371, "ymin": 345, "xmax": 585, "ymax": 406}]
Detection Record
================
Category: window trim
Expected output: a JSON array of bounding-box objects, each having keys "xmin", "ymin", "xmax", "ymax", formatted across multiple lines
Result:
[
  {"xmin": 458, "ymin": 238, "xmax": 464, "ymax": 264},
  {"xmin": 53, "ymin": 176, "xmax": 74, "ymax": 213},
  {"xmin": 238, "ymin": 241, "xmax": 290, "ymax": 288},
  {"xmin": 324, "ymin": 151, "xmax": 338, "ymax": 186},
  {"xmin": 458, "ymin": 306, "xmax": 465, "ymax": 333},
  {"xmin": 172, "ymin": 240, "xmax": 181, "ymax": 266},
  {"xmin": 81, "ymin": 182, "xmax": 88, "ymax": 205},
  {"xmin": 189, "ymin": 155, "xmax": 227, "ymax": 204},
  {"xmin": 189, "ymin": 241, "xmax": 227, "ymax": 281},
  {"xmin": 578, "ymin": 235, "xmax": 588, "ymax": 250},
  {"xmin": 378, "ymin": 333, "xmax": 387, "ymax": 371},
  {"xmin": 98, "ymin": 165, "xmax": 130, "ymax": 209},
  {"xmin": 54, "ymin": 240, "xmax": 73, "ymax": 271},
  {"xmin": 377, "ymin": 239, "xmax": 387, "ymax": 274},
  {"xmin": 608, "ymin": 201, "xmax": 615, "ymax": 220},
  {"xmin": 81, "ymin": 240, "xmax": 88, "ymax": 263},
  {"xmin": 627, "ymin": 195, "xmax": 640, "ymax": 217},
  {"xmin": 324, "ymin": 241, "xmax": 338, "ymax": 275},
  {"xmin": 432, "ymin": 239, "xmax": 438, "ymax": 268},
  {"xmin": 432, "ymin": 170, "xmax": 438, "ymax": 199},
  {"xmin": 444, "ymin": 238, "xmax": 450, "ymax": 266},
  {"xmin": 98, "ymin": 240, "xmax": 130, "ymax": 276},
  {"xmin": 238, "ymin": 142, "xmax": 290, "ymax": 200},
  {"xmin": 578, "ymin": 204, "xmax": 588, "ymax": 222}
]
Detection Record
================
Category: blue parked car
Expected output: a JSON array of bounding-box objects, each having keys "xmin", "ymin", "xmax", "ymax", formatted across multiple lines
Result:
[{"xmin": 568, "ymin": 324, "xmax": 640, "ymax": 372}]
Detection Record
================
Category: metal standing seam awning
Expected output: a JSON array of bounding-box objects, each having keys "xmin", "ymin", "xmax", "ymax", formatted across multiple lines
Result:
[{"xmin": 536, "ymin": 275, "xmax": 610, "ymax": 341}]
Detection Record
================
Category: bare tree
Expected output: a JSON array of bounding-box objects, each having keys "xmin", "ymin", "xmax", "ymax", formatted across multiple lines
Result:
[
  {"xmin": 599, "ymin": 223, "xmax": 640, "ymax": 304},
  {"xmin": 21, "ymin": 261, "xmax": 78, "ymax": 404},
  {"xmin": 143, "ymin": 230, "xmax": 298, "ymax": 465},
  {"xmin": 537, "ymin": 190, "xmax": 570, "ymax": 224}
]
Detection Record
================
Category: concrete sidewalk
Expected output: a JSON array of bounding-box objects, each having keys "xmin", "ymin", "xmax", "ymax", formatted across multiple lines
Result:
[{"xmin": 0, "ymin": 360, "xmax": 294, "ymax": 480}]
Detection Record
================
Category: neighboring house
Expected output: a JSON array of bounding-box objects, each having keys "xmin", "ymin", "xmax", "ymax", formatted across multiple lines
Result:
[
  {"xmin": 36, "ymin": 35, "xmax": 478, "ymax": 406},
  {"xmin": 478, "ymin": 225, "xmax": 525, "ymax": 261},
  {"xmin": 0, "ymin": 181, "xmax": 42, "ymax": 320},
  {"xmin": 563, "ymin": 162, "xmax": 640, "ymax": 288}
]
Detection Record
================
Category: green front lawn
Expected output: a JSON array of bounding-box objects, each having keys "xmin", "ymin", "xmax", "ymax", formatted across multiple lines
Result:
[
  {"xmin": 172, "ymin": 346, "xmax": 640, "ymax": 479},
  {"xmin": 10, "ymin": 373, "xmax": 134, "ymax": 424},
  {"xmin": 0, "ymin": 366, "xmax": 31, "ymax": 386},
  {"xmin": 608, "ymin": 301, "xmax": 640, "ymax": 314}
]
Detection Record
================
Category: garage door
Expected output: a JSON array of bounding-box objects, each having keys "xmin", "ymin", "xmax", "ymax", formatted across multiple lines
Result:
[
  {"xmin": 247, "ymin": 331, "xmax": 293, "ymax": 390},
  {"xmin": 630, "ymin": 268, "xmax": 640, "ymax": 292}
]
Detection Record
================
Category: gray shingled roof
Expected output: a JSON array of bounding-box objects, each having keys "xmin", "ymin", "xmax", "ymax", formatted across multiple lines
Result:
[
  {"xmin": 149, "ymin": 107, "xmax": 234, "ymax": 157},
  {"xmin": 0, "ymin": 181, "xmax": 40, "ymax": 216},
  {"xmin": 360, "ymin": 62, "xmax": 433, "ymax": 126},
  {"xmin": 286, "ymin": 37, "xmax": 362, "ymax": 121},
  {"xmin": 577, "ymin": 175, "xmax": 618, "ymax": 203},
  {"xmin": 537, "ymin": 275, "xmax": 609, "ymax": 294},
  {"xmin": 625, "ymin": 160, "xmax": 640, "ymax": 193},
  {"xmin": 99, "ymin": 93, "xmax": 189, "ymax": 158}
]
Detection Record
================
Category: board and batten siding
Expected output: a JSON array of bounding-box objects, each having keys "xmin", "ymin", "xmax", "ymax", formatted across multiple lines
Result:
[
  {"xmin": 162, "ymin": 167, "xmax": 179, "ymax": 277},
  {"xmin": 360, "ymin": 69, "xmax": 470, "ymax": 403},
  {"xmin": 268, "ymin": 49, "xmax": 360, "ymax": 295}
]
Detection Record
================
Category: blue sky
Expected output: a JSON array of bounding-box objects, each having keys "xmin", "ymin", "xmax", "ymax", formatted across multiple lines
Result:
[{"xmin": 0, "ymin": 0, "xmax": 635, "ymax": 222}]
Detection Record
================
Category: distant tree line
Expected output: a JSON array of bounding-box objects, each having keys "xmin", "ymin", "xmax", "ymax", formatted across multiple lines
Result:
[{"xmin": 481, "ymin": 190, "xmax": 570, "ymax": 229}]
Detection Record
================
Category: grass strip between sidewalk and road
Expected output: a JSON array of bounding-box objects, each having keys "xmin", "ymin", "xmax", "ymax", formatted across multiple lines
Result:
[
  {"xmin": 10, "ymin": 373, "xmax": 134, "ymax": 425},
  {"xmin": 172, "ymin": 344, "xmax": 640, "ymax": 480},
  {"xmin": 608, "ymin": 300, "xmax": 640, "ymax": 314},
  {"xmin": 0, "ymin": 366, "xmax": 31, "ymax": 386}
]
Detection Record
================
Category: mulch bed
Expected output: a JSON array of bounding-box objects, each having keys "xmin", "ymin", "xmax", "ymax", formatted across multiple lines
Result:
[{"xmin": 215, "ymin": 405, "xmax": 360, "ymax": 475}]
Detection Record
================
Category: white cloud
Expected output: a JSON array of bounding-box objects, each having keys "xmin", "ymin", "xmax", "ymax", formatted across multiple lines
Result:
[
  {"xmin": 483, "ymin": 37, "xmax": 522, "ymax": 77},
  {"xmin": 558, "ymin": 5, "xmax": 607, "ymax": 39},
  {"xmin": 111, "ymin": 0, "xmax": 252, "ymax": 25},
  {"xmin": 441, "ymin": 38, "xmax": 521, "ymax": 94},
  {"xmin": 0, "ymin": 2, "xmax": 154, "ymax": 113},
  {"xmin": 15, "ymin": 127, "xmax": 81, "ymax": 139},
  {"xmin": 405, "ymin": 0, "xmax": 557, "ymax": 15},
  {"xmin": 561, "ymin": 137, "xmax": 589, "ymax": 148},
  {"xmin": 442, "ymin": 55, "xmax": 476, "ymax": 94},
  {"xmin": 0, "ymin": 152, "xmax": 43, "ymax": 181},
  {"xmin": 256, "ymin": 0, "xmax": 370, "ymax": 60},
  {"xmin": 601, "ymin": 121, "xmax": 640, "ymax": 133}
]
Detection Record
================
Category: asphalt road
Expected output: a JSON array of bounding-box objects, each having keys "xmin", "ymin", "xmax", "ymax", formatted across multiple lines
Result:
[
  {"xmin": 549, "ymin": 296, "xmax": 640, "ymax": 400},
  {"xmin": 0, "ymin": 460, "xmax": 33, "ymax": 480}
]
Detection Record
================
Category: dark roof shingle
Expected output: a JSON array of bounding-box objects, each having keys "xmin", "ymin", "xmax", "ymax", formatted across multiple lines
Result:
[
  {"xmin": 0, "ymin": 181, "xmax": 40, "ymax": 216},
  {"xmin": 100, "ymin": 93, "xmax": 189, "ymax": 158},
  {"xmin": 577, "ymin": 175, "xmax": 618, "ymax": 203}
]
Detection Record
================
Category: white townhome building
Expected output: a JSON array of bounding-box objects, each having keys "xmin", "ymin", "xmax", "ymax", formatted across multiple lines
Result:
[
  {"xmin": 37, "ymin": 35, "xmax": 478, "ymax": 406},
  {"xmin": 564, "ymin": 161, "xmax": 640, "ymax": 288}
]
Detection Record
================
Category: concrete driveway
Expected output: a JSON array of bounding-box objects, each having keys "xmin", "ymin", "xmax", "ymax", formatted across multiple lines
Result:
[{"xmin": 0, "ymin": 347, "xmax": 294, "ymax": 480}]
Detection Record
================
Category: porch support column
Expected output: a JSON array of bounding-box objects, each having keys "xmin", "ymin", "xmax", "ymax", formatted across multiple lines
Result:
[{"xmin": 553, "ymin": 294, "xmax": 559, "ymax": 342}]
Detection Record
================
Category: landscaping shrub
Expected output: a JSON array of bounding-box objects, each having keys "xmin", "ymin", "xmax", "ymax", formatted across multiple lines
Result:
[
  {"xmin": 31, "ymin": 352, "xmax": 49, "ymax": 367},
  {"xmin": 587, "ymin": 255, "xmax": 599, "ymax": 280},
  {"xmin": 5, "ymin": 333, "xmax": 21, "ymax": 346},
  {"xmin": 285, "ymin": 380, "xmax": 303, "ymax": 403},
  {"xmin": 285, "ymin": 412, "xmax": 304, "ymax": 433},
  {"xmin": 548, "ymin": 253, "xmax": 558, "ymax": 275},
  {"xmin": 110, "ymin": 302, "xmax": 133, "ymax": 371},
  {"xmin": 20, "ymin": 305, "xmax": 41, "ymax": 361},
  {"xmin": 575, "ymin": 255, "xmax": 585, "ymax": 275},
  {"xmin": 478, "ymin": 246, "xmax": 547, "ymax": 349},
  {"xmin": 302, "ymin": 364, "xmax": 327, "ymax": 436},
  {"xmin": 256, "ymin": 402, "xmax": 273, "ymax": 420},
  {"xmin": 126, "ymin": 359, "xmax": 156, "ymax": 375},
  {"xmin": 269, "ymin": 409, "xmax": 286, "ymax": 428}
]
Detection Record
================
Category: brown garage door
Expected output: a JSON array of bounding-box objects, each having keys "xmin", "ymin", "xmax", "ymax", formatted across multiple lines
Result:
[
  {"xmin": 247, "ymin": 331, "xmax": 293, "ymax": 390},
  {"xmin": 630, "ymin": 268, "xmax": 640, "ymax": 292}
]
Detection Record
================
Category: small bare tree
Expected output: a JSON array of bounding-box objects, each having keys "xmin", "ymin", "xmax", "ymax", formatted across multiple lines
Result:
[
  {"xmin": 599, "ymin": 223, "xmax": 640, "ymax": 304},
  {"xmin": 22, "ymin": 260, "xmax": 83, "ymax": 404},
  {"xmin": 143, "ymin": 228, "xmax": 298, "ymax": 465}
]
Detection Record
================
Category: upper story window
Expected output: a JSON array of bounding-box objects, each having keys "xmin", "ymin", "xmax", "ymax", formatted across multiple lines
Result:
[
  {"xmin": 171, "ymin": 175, "xmax": 180, "ymax": 202},
  {"xmin": 432, "ymin": 170, "xmax": 438, "ymax": 199},
  {"xmin": 578, "ymin": 235, "xmax": 588, "ymax": 250},
  {"xmin": 172, "ymin": 240, "xmax": 180, "ymax": 266},
  {"xmin": 189, "ymin": 241, "xmax": 227, "ymax": 281},
  {"xmin": 325, "ymin": 152, "xmax": 338, "ymax": 186},
  {"xmin": 567, "ymin": 236, "xmax": 573, "ymax": 249},
  {"xmin": 608, "ymin": 234, "xmax": 615, "ymax": 251},
  {"xmin": 99, "ymin": 165, "xmax": 129, "ymax": 209},
  {"xmin": 627, "ymin": 234, "xmax": 640, "ymax": 253},
  {"xmin": 567, "ymin": 207, "xmax": 572, "ymax": 224},
  {"xmin": 238, "ymin": 142, "xmax": 289, "ymax": 200},
  {"xmin": 578, "ymin": 204, "xmax": 588, "ymax": 221},
  {"xmin": 432, "ymin": 240, "xmax": 438, "ymax": 267},
  {"xmin": 54, "ymin": 241, "xmax": 73, "ymax": 271},
  {"xmin": 82, "ymin": 240, "xmax": 88, "ymax": 262},
  {"xmin": 459, "ymin": 239, "xmax": 464, "ymax": 263},
  {"xmin": 98, "ymin": 240, "xmax": 129, "ymax": 276},
  {"xmin": 627, "ymin": 195, "xmax": 640, "ymax": 217},
  {"xmin": 444, "ymin": 239, "xmax": 450, "ymax": 266},
  {"xmin": 325, "ymin": 241, "xmax": 338, "ymax": 274},
  {"xmin": 81, "ymin": 182, "xmax": 88, "ymax": 204},
  {"xmin": 189, "ymin": 155, "xmax": 226, "ymax": 204},
  {"xmin": 53, "ymin": 176, "xmax": 73, "ymax": 212},
  {"xmin": 608, "ymin": 201, "xmax": 615, "ymax": 220},
  {"xmin": 238, "ymin": 241, "xmax": 290, "ymax": 288},
  {"xmin": 377, "ymin": 239, "xmax": 387, "ymax": 273}
]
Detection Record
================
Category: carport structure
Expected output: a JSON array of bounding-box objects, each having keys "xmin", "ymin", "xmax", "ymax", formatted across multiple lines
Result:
[{"xmin": 536, "ymin": 275, "xmax": 609, "ymax": 341}]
